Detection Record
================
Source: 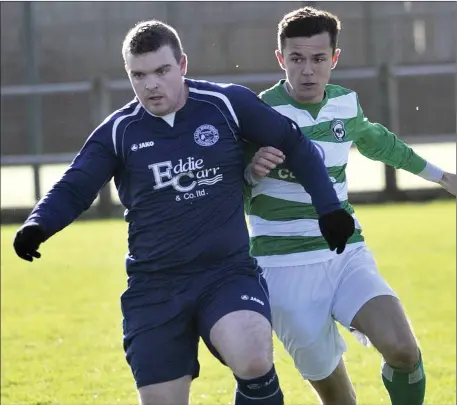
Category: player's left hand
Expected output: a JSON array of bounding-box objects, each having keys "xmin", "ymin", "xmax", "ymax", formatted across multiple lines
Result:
[
  {"xmin": 319, "ymin": 209, "xmax": 355, "ymax": 254},
  {"xmin": 250, "ymin": 146, "xmax": 285, "ymax": 178},
  {"xmin": 13, "ymin": 223, "xmax": 46, "ymax": 262},
  {"xmin": 439, "ymin": 172, "xmax": 457, "ymax": 196}
]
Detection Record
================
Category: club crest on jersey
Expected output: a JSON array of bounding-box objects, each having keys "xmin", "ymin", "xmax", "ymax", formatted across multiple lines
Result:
[
  {"xmin": 194, "ymin": 124, "xmax": 219, "ymax": 147},
  {"xmin": 331, "ymin": 119, "xmax": 346, "ymax": 142}
]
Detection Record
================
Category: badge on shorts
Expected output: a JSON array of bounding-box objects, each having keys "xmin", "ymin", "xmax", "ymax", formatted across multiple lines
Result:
[{"xmin": 331, "ymin": 119, "xmax": 346, "ymax": 142}]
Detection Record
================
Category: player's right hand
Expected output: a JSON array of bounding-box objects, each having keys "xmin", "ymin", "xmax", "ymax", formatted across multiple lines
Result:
[
  {"xmin": 13, "ymin": 223, "xmax": 46, "ymax": 262},
  {"xmin": 439, "ymin": 172, "xmax": 457, "ymax": 196},
  {"xmin": 318, "ymin": 209, "xmax": 355, "ymax": 254},
  {"xmin": 251, "ymin": 146, "xmax": 285, "ymax": 178}
]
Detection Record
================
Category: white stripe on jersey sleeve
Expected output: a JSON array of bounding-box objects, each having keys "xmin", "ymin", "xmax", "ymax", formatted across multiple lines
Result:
[
  {"xmin": 188, "ymin": 88, "xmax": 239, "ymax": 127},
  {"xmin": 111, "ymin": 103, "xmax": 142, "ymax": 155}
]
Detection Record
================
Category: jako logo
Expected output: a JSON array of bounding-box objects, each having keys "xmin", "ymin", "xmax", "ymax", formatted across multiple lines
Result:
[
  {"xmin": 247, "ymin": 374, "xmax": 277, "ymax": 390},
  {"xmin": 131, "ymin": 141, "xmax": 154, "ymax": 152},
  {"xmin": 240, "ymin": 295, "xmax": 264, "ymax": 306},
  {"xmin": 140, "ymin": 141, "xmax": 154, "ymax": 149}
]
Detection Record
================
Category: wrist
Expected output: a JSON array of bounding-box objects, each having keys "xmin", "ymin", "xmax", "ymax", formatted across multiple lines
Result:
[
  {"xmin": 22, "ymin": 220, "xmax": 47, "ymax": 240},
  {"xmin": 244, "ymin": 163, "xmax": 261, "ymax": 186},
  {"xmin": 22, "ymin": 221, "xmax": 42, "ymax": 230},
  {"xmin": 418, "ymin": 161, "xmax": 445, "ymax": 183},
  {"xmin": 438, "ymin": 172, "xmax": 449, "ymax": 186}
]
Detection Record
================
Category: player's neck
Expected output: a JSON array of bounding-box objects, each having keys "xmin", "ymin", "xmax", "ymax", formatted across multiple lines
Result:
[{"xmin": 285, "ymin": 81, "xmax": 325, "ymax": 105}]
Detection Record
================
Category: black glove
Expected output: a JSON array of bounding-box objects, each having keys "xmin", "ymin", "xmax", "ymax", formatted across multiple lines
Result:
[
  {"xmin": 13, "ymin": 223, "xmax": 46, "ymax": 262},
  {"xmin": 318, "ymin": 209, "xmax": 355, "ymax": 254}
]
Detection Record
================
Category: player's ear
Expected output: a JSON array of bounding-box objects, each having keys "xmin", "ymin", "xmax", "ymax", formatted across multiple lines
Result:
[
  {"xmin": 275, "ymin": 50, "xmax": 286, "ymax": 71},
  {"xmin": 331, "ymin": 49, "xmax": 341, "ymax": 70},
  {"xmin": 180, "ymin": 54, "xmax": 188, "ymax": 76}
]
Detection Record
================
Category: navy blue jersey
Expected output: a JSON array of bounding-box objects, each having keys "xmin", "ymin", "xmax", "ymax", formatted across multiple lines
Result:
[{"xmin": 25, "ymin": 79, "xmax": 341, "ymax": 274}]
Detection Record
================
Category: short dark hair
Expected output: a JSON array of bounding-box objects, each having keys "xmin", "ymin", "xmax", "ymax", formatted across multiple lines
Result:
[
  {"xmin": 278, "ymin": 7, "xmax": 341, "ymax": 54},
  {"xmin": 122, "ymin": 20, "xmax": 184, "ymax": 62}
]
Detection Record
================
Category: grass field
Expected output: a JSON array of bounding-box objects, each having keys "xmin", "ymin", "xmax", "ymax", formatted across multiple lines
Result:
[{"xmin": 1, "ymin": 201, "xmax": 455, "ymax": 405}]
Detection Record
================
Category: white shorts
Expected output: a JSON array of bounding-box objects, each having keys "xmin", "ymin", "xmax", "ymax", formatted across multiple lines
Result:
[{"xmin": 262, "ymin": 246, "xmax": 396, "ymax": 381}]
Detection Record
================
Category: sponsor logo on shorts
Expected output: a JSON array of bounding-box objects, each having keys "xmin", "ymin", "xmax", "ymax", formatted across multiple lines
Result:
[{"xmin": 240, "ymin": 295, "xmax": 264, "ymax": 306}]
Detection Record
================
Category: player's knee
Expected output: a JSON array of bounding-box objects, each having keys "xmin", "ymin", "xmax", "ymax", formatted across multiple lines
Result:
[
  {"xmin": 232, "ymin": 352, "xmax": 273, "ymax": 380},
  {"xmin": 382, "ymin": 337, "xmax": 419, "ymax": 370},
  {"xmin": 211, "ymin": 310, "xmax": 273, "ymax": 379},
  {"xmin": 239, "ymin": 322, "xmax": 274, "ymax": 379}
]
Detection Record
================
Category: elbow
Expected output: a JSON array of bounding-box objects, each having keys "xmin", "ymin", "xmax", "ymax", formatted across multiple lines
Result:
[{"xmin": 280, "ymin": 134, "xmax": 305, "ymax": 158}]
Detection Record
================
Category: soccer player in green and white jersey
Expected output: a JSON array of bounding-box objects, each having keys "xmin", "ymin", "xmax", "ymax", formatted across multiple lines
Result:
[{"xmin": 243, "ymin": 6, "xmax": 456, "ymax": 405}]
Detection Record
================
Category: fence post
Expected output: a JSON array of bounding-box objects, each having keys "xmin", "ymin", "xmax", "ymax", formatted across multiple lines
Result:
[
  {"xmin": 23, "ymin": 2, "xmax": 42, "ymax": 203},
  {"xmin": 454, "ymin": 39, "xmax": 457, "ymax": 133},
  {"xmin": 377, "ymin": 63, "xmax": 400, "ymax": 199},
  {"xmin": 91, "ymin": 77, "xmax": 113, "ymax": 218}
]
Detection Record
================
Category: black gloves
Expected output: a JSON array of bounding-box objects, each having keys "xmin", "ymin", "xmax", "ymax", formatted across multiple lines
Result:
[
  {"xmin": 319, "ymin": 209, "xmax": 355, "ymax": 254},
  {"xmin": 13, "ymin": 223, "xmax": 46, "ymax": 262}
]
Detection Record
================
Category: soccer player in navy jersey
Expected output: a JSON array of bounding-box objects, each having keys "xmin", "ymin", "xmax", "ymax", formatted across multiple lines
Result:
[{"xmin": 13, "ymin": 20, "xmax": 355, "ymax": 405}]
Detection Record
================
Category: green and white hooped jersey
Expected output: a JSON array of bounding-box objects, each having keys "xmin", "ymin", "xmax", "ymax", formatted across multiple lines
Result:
[{"xmin": 244, "ymin": 80, "xmax": 427, "ymax": 266}]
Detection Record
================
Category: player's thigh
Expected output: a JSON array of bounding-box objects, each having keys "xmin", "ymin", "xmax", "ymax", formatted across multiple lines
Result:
[
  {"xmin": 263, "ymin": 265, "xmax": 346, "ymax": 381},
  {"xmin": 138, "ymin": 375, "xmax": 192, "ymax": 405},
  {"xmin": 332, "ymin": 247, "xmax": 418, "ymax": 365},
  {"xmin": 331, "ymin": 246, "xmax": 397, "ymax": 330},
  {"xmin": 198, "ymin": 266, "xmax": 273, "ymax": 378},
  {"xmin": 351, "ymin": 295, "xmax": 419, "ymax": 367},
  {"xmin": 263, "ymin": 263, "xmax": 336, "ymax": 344},
  {"xmin": 308, "ymin": 359, "xmax": 356, "ymax": 405},
  {"xmin": 121, "ymin": 274, "xmax": 200, "ymax": 389}
]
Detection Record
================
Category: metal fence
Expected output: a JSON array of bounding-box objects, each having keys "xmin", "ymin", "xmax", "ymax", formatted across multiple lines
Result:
[
  {"xmin": 1, "ymin": 1, "xmax": 456, "ymax": 223},
  {"xmin": 1, "ymin": 61, "xmax": 455, "ymax": 223}
]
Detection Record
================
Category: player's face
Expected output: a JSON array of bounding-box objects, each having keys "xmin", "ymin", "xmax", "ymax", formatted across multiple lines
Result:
[
  {"xmin": 125, "ymin": 46, "xmax": 188, "ymax": 116},
  {"xmin": 276, "ymin": 32, "xmax": 340, "ymax": 104}
]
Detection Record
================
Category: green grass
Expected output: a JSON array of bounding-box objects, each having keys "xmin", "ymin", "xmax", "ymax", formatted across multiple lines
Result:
[{"xmin": 1, "ymin": 201, "xmax": 455, "ymax": 405}]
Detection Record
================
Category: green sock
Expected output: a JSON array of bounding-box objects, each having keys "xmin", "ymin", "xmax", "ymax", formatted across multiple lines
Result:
[{"xmin": 381, "ymin": 350, "xmax": 426, "ymax": 405}]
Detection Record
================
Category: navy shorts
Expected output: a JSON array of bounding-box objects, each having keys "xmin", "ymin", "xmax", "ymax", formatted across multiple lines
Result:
[{"xmin": 120, "ymin": 260, "xmax": 271, "ymax": 388}]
